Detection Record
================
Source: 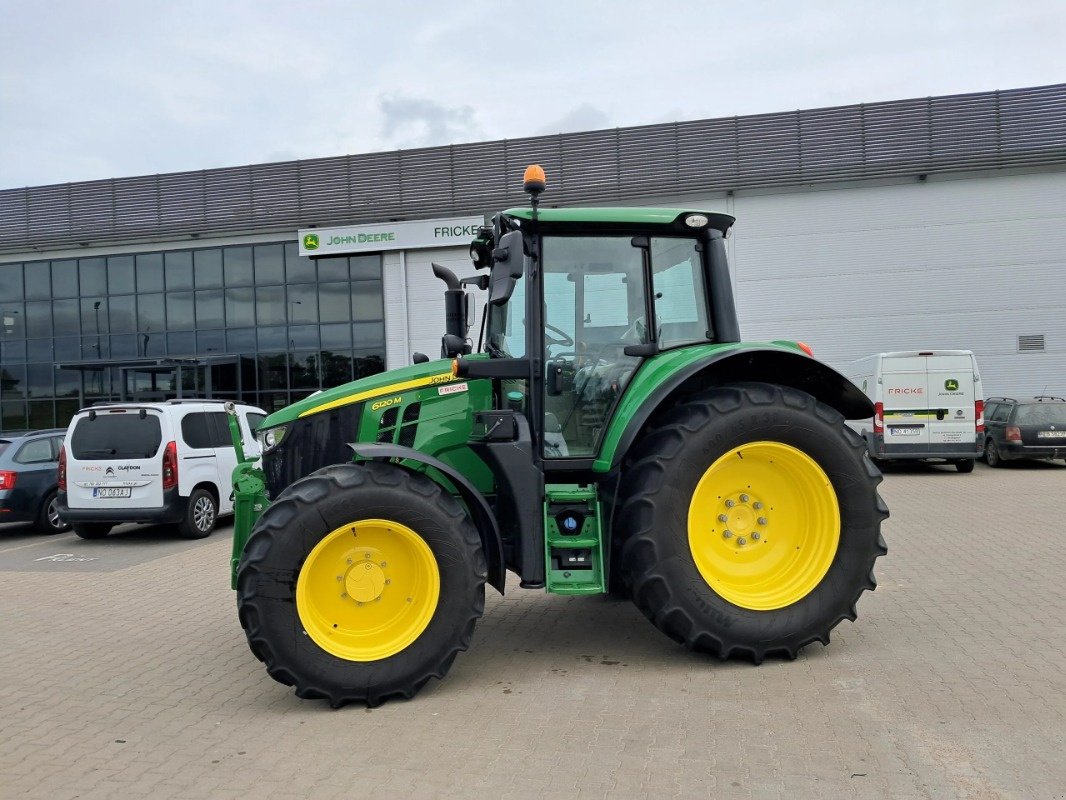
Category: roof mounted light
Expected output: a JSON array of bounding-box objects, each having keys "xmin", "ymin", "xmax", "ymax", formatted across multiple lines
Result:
[
  {"xmin": 684, "ymin": 213, "xmax": 709, "ymax": 228},
  {"xmin": 523, "ymin": 164, "xmax": 546, "ymax": 196}
]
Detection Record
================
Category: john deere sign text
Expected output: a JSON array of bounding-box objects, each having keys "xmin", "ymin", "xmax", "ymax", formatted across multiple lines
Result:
[{"xmin": 298, "ymin": 216, "xmax": 483, "ymax": 257}]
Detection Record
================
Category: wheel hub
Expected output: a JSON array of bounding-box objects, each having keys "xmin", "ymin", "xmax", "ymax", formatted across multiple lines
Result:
[
  {"xmin": 345, "ymin": 558, "xmax": 386, "ymax": 603},
  {"xmin": 296, "ymin": 519, "xmax": 440, "ymax": 662},
  {"xmin": 688, "ymin": 441, "xmax": 841, "ymax": 610}
]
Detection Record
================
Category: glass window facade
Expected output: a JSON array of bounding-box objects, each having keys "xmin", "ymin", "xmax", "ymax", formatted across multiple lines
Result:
[{"xmin": 0, "ymin": 242, "xmax": 386, "ymax": 432}]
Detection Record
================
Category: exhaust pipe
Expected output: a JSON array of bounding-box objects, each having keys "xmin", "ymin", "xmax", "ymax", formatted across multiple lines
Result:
[{"xmin": 432, "ymin": 263, "xmax": 470, "ymax": 358}]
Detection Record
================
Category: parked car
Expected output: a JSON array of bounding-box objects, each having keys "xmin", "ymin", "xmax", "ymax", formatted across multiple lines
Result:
[
  {"xmin": 58, "ymin": 400, "xmax": 265, "ymax": 540},
  {"xmin": 0, "ymin": 429, "xmax": 70, "ymax": 534},
  {"xmin": 983, "ymin": 396, "xmax": 1066, "ymax": 466}
]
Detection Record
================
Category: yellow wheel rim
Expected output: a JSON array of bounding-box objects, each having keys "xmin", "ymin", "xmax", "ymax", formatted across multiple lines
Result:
[
  {"xmin": 687, "ymin": 441, "xmax": 840, "ymax": 611},
  {"xmin": 296, "ymin": 519, "xmax": 440, "ymax": 661}
]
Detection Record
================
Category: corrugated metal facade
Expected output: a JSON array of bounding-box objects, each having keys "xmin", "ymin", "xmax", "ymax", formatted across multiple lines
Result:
[
  {"xmin": 2, "ymin": 84, "xmax": 1065, "ymax": 400},
  {"xmin": 2, "ymin": 84, "xmax": 1065, "ymax": 253}
]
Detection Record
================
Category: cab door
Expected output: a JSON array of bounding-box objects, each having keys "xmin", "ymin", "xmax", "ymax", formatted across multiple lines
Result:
[{"xmin": 924, "ymin": 355, "xmax": 977, "ymax": 452}]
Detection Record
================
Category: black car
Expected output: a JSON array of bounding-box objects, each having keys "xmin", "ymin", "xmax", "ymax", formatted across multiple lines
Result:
[
  {"xmin": 0, "ymin": 429, "xmax": 70, "ymax": 534},
  {"xmin": 983, "ymin": 396, "xmax": 1066, "ymax": 466}
]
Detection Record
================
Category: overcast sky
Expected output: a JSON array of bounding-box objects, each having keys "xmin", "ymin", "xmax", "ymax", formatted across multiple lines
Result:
[{"xmin": 1, "ymin": 1, "xmax": 1063, "ymax": 189}]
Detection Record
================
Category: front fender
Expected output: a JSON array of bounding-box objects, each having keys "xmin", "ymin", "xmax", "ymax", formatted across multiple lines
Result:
[
  {"xmin": 594, "ymin": 344, "xmax": 872, "ymax": 472},
  {"xmin": 349, "ymin": 443, "xmax": 505, "ymax": 594}
]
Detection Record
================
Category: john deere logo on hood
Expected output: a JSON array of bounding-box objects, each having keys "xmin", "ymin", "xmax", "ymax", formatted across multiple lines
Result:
[
  {"xmin": 945, "ymin": 379, "xmax": 959, "ymax": 391},
  {"xmin": 302, "ymin": 233, "xmax": 320, "ymax": 251}
]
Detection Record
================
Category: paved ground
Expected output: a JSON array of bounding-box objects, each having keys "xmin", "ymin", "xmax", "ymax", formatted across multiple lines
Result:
[{"xmin": 1, "ymin": 461, "xmax": 1064, "ymax": 800}]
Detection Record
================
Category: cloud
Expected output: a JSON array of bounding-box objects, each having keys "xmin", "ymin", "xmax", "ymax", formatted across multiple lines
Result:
[
  {"xmin": 378, "ymin": 95, "xmax": 483, "ymax": 149},
  {"xmin": 537, "ymin": 103, "xmax": 611, "ymax": 135}
]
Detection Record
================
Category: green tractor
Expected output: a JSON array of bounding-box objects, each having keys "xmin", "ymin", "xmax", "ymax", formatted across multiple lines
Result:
[{"xmin": 227, "ymin": 166, "xmax": 887, "ymax": 707}]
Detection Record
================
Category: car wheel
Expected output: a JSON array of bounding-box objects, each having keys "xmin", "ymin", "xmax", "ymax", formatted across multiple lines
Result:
[
  {"xmin": 985, "ymin": 439, "xmax": 1002, "ymax": 468},
  {"xmin": 35, "ymin": 490, "xmax": 70, "ymax": 534},
  {"xmin": 178, "ymin": 488, "xmax": 217, "ymax": 539},
  {"xmin": 954, "ymin": 459, "xmax": 975, "ymax": 474}
]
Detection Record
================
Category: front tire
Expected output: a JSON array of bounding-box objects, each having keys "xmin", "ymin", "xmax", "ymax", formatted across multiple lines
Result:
[
  {"xmin": 615, "ymin": 382, "xmax": 888, "ymax": 662},
  {"xmin": 237, "ymin": 462, "xmax": 486, "ymax": 707},
  {"xmin": 177, "ymin": 488, "xmax": 218, "ymax": 539}
]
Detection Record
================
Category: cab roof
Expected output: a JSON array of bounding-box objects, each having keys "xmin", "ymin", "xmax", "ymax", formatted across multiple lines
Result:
[{"xmin": 502, "ymin": 207, "xmax": 735, "ymax": 234}]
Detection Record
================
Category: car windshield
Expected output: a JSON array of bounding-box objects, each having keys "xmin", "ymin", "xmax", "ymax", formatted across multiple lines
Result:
[
  {"xmin": 1015, "ymin": 404, "xmax": 1066, "ymax": 425},
  {"xmin": 70, "ymin": 413, "xmax": 163, "ymax": 459}
]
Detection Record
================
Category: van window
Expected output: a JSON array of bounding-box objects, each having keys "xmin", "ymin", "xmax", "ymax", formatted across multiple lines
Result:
[
  {"xmin": 207, "ymin": 412, "xmax": 232, "ymax": 446},
  {"xmin": 246, "ymin": 412, "xmax": 265, "ymax": 434},
  {"xmin": 15, "ymin": 438, "xmax": 54, "ymax": 464},
  {"xmin": 181, "ymin": 413, "xmax": 215, "ymax": 450},
  {"xmin": 70, "ymin": 414, "xmax": 163, "ymax": 459},
  {"xmin": 991, "ymin": 405, "xmax": 1011, "ymax": 423}
]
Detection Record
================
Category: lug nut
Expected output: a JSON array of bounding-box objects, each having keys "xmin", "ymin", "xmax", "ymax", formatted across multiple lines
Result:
[
  {"xmin": 385, "ymin": 579, "xmax": 392, "ymax": 585},
  {"xmin": 725, "ymin": 499, "xmax": 735, "ymax": 508},
  {"xmin": 380, "ymin": 562, "xmax": 387, "ymax": 568},
  {"xmin": 752, "ymin": 533, "xmax": 761, "ymax": 541},
  {"xmin": 718, "ymin": 514, "xmax": 729, "ymax": 523},
  {"xmin": 723, "ymin": 530, "xmax": 733, "ymax": 539},
  {"xmin": 737, "ymin": 537, "xmax": 747, "ymax": 546},
  {"xmin": 753, "ymin": 501, "xmax": 763, "ymax": 510},
  {"xmin": 740, "ymin": 494, "xmax": 749, "ymax": 503},
  {"xmin": 758, "ymin": 517, "xmax": 768, "ymax": 526}
]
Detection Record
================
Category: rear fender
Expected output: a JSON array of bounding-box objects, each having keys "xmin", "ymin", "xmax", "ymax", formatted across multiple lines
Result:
[
  {"xmin": 349, "ymin": 443, "xmax": 506, "ymax": 594},
  {"xmin": 598, "ymin": 346, "xmax": 873, "ymax": 471}
]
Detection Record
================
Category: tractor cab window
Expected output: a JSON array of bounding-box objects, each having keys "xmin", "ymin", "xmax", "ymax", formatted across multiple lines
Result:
[
  {"xmin": 542, "ymin": 236, "xmax": 646, "ymax": 458},
  {"xmin": 651, "ymin": 238, "xmax": 710, "ymax": 348}
]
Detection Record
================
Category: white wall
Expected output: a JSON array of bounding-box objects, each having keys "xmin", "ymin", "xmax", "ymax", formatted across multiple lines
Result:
[{"xmin": 389, "ymin": 169, "xmax": 1066, "ymax": 398}]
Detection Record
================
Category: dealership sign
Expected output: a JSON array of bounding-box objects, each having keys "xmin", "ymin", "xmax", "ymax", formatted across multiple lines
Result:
[{"xmin": 298, "ymin": 216, "xmax": 483, "ymax": 257}]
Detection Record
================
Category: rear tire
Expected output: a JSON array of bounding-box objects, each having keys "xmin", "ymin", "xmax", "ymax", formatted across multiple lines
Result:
[
  {"xmin": 72, "ymin": 523, "xmax": 112, "ymax": 539},
  {"xmin": 615, "ymin": 382, "xmax": 888, "ymax": 663},
  {"xmin": 237, "ymin": 462, "xmax": 486, "ymax": 707},
  {"xmin": 177, "ymin": 488, "xmax": 217, "ymax": 539},
  {"xmin": 955, "ymin": 459, "xmax": 975, "ymax": 474},
  {"xmin": 985, "ymin": 439, "xmax": 1002, "ymax": 468},
  {"xmin": 35, "ymin": 490, "xmax": 70, "ymax": 534}
]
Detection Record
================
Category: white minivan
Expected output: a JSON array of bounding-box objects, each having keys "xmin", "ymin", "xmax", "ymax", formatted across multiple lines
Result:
[
  {"xmin": 842, "ymin": 350, "xmax": 983, "ymax": 473},
  {"xmin": 58, "ymin": 400, "xmax": 265, "ymax": 539}
]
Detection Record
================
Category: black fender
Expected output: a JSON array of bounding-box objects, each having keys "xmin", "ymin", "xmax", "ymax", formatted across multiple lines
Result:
[
  {"xmin": 349, "ymin": 443, "xmax": 506, "ymax": 594},
  {"xmin": 610, "ymin": 347, "xmax": 873, "ymax": 470}
]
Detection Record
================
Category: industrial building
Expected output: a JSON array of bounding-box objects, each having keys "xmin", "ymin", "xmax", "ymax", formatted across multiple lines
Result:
[{"xmin": 1, "ymin": 83, "xmax": 1063, "ymax": 433}]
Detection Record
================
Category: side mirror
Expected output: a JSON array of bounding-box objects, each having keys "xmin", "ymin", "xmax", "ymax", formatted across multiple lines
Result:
[
  {"xmin": 412, "ymin": 352, "xmax": 430, "ymax": 364},
  {"xmin": 489, "ymin": 230, "xmax": 524, "ymax": 306}
]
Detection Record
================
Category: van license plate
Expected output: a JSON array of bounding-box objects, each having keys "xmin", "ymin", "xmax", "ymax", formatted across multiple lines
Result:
[
  {"xmin": 890, "ymin": 427, "xmax": 921, "ymax": 436},
  {"xmin": 1037, "ymin": 431, "xmax": 1066, "ymax": 438},
  {"xmin": 93, "ymin": 487, "xmax": 131, "ymax": 498}
]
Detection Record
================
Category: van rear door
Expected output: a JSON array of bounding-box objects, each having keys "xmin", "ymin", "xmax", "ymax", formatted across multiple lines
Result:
[
  {"xmin": 66, "ymin": 409, "xmax": 165, "ymax": 509},
  {"xmin": 925, "ymin": 354, "xmax": 978, "ymax": 450},
  {"xmin": 880, "ymin": 355, "xmax": 931, "ymax": 449}
]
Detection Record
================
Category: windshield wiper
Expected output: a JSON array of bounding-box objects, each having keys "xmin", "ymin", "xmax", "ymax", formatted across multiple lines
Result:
[{"xmin": 486, "ymin": 341, "xmax": 508, "ymax": 358}]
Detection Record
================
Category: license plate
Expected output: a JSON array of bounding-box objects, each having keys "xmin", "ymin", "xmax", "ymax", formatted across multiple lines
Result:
[
  {"xmin": 93, "ymin": 487, "xmax": 131, "ymax": 498},
  {"xmin": 890, "ymin": 427, "xmax": 922, "ymax": 437},
  {"xmin": 1037, "ymin": 431, "xmax": 1066, "ymax": 438}
]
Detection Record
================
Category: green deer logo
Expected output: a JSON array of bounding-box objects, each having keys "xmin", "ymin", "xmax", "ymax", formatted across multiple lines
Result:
[
  {"xmin": 945, "ymin": 379, "xmax": 959, "ymax": 391},
  {"xmin": 303, "ymin": 233, "xmax": 320, "ymax": 251}
]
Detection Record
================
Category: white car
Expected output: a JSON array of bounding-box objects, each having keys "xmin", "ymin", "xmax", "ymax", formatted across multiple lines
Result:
[{"xmin": 57, "ymin": 400, "xmax": 265, "ymax": 540}]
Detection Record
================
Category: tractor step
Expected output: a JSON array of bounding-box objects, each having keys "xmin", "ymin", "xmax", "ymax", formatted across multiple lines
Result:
[{"xmin": 544, "ymin": 485, "xmax": 605, "ymax": 595}]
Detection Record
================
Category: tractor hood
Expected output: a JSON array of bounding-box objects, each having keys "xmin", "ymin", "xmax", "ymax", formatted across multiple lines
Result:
[{"xmin": 259, "ymin": 358, "xmax": 460, "ymax": 429}]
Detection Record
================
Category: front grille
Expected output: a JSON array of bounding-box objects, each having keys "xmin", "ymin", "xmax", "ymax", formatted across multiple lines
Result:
[{"xmin": 262, "ymin": 403, "xmax": 363, "ymax": 499}]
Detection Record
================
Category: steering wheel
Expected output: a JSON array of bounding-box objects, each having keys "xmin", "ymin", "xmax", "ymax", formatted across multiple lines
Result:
[{"xmin": 544, "ymin": 322, "xmax": 574, "ymax": 348}]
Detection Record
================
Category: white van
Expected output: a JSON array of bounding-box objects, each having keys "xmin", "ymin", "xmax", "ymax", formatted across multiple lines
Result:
[
  {"xmin": 58, "ymin": 400, "xmax": 265, "ymax": 539},
  {"xmin": 842, "ymin": 351, "xmax": 983, "ymax": 472}
]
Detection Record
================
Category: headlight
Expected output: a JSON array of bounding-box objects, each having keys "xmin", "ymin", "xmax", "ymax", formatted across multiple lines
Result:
[{"xmin": 258, "ymin": 424, "xmax": 288, "ymax": 452}]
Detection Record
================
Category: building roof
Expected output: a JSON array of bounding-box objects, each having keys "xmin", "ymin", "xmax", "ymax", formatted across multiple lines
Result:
[{"xmin": 2, "ymin": 83, "xmax": 1064, "ymax": 255}]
